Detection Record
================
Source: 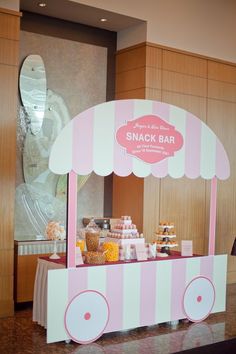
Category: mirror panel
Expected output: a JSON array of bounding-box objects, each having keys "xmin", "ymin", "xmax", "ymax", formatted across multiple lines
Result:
[{"xmin": 19, "ymin": 54, "xmax": 47, "ymax": 135}]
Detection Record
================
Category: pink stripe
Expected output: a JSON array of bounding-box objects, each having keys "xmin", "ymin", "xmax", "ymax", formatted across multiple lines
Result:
[
  {"xmin": 171, "ymin": 259, "xmax": 186, "ymax": 320},
  {"xmin": 140, "ymin": 261, "xmax": 157, "ymax": 326},
  {"xmin": 114, "ymin": 100, "xmax": 134, "ymax": 176},
  {"xmin": 151, "ymin": 101, "xmax": 170, "ymax": 177},
  {"xmin": 68, "ymin": 268, "xmax": 88, "ymax": 301},
  {"xmin": 73, "ymin": 108, "xmax": 94, "ymax": 175},
  {"xmin": 216, "ymin": 140, "xmax": 230, "ymax": 180},
  {"xmin": 67, "ymin": 170, "xmax": 77, "ymax": 268},
  {"xmin": 105, "ymin": 264, "xmax": 123, "ymax": 333},
  {"xmin": 208, "ymin": 177, "xmax": 217, "ymax": 255},
  {"xmin": 185, "ymin": 113, "xmax": 201, "ymax": 178},
  {"xmin": 200, "ymin": 256, "xmax": 214, "ymax": 281}
]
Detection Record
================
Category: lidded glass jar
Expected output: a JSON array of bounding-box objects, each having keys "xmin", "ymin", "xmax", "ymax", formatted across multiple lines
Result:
[{"xmin": 85, "ymin": 218, "xmax": 101, "ymax": 252}]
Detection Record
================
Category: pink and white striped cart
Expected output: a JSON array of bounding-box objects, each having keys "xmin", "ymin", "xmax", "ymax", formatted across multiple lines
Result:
[{"xmin": 47, "ymin": 99, "xmax": 229, "ymax": 344}]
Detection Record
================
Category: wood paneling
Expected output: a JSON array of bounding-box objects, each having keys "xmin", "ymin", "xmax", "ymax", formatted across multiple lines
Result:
[
  {"xmin": 146, "ymin": 46, "xmax": 162, "ymax": 68},
  {"xmin": 115, "ymin": 88, "xmax": 146, "ymax": 99},
  {"xmin": 0, "ymin": 11, "xmax": 20, "ymax": 40},
  {"xmin": 112, "ymin": 174, "xmax": 144, "ymax": 232},
  {"xmin": 0, "ymin": 250, "xmax": 14, "ymax": 276},
  {"xmin": 208, "ymin": 61, "xmax": 236, "ymax": 84},
  {"xmin": 0, "ymin": 7, "xmax": 20, "ymax": 317},
  {"xmin": 163, "ymin": 50, "xmax": 207, "ymax": 77},
  {"xmin": 0, "ymin": 276, "xmax": 14, "ymax": 317},
  {"xmin": 115, "ymin": 67, "xmax": 146, "ymax": 93},
  {"xmin": 116, "ymin": 45, "xmax": 146, "ymax": 73},
  {"xmin": 162, "ymin": 70, "xmax": 207, "ymax": 97},
  {"xmin": 146, "ymin": 68, "xmax": 162, "ymax": 90},
  {"xmin": 14, "ymin": 253, "xmax": 65, "ymax": 303},
  {"xmin": 0, "ymin": 38, "xmax": 19, "ymax": 65},
  {"xmin": 208, "ymin": 80, "xmax": 236, "ymax": 102},
  {"xmin": 143, "ymin": 176, "xmax": 160, "ymax": 243},
  {"xmin": 160, "ymin": 177, "xmax": 206, "ymax": 255}
]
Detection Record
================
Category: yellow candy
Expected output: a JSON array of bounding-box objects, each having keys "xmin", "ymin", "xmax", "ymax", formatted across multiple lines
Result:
[
  {"xmin": 76, "ymin": 239, "xmax": 85, "ymax": 252},
  {"xmin": 103, "ymin": 242, "xmax": 119, "ymax": 262}
]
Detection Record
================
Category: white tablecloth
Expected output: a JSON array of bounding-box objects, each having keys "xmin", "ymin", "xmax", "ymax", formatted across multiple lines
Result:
[{"xmin": 33, "ymin": 258, "xmax": 65, "ymax": 328}]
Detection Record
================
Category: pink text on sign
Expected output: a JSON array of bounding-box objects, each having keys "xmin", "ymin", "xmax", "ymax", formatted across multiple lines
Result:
[{"xmin": 116, "ymin": 115, "xmax": 184, "ymax": 164}]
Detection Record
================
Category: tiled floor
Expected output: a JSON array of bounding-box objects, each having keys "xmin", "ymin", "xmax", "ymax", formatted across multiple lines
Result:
[{"xmin": 1, "ymin": 284, "xmax": 236, "ymax": 354}]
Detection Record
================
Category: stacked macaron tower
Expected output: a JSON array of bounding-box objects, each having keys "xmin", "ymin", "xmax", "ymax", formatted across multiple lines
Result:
[
  {"xmin": 106, "ymin": 216, "xmax": 144, "ymax": 245},
  {"xmin": 155, "ymin": 221, "xmax": 178, "ymax": 255}
]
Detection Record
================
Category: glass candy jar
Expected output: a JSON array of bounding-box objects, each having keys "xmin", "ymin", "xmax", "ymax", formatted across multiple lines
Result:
[{"xmin": 85, "ymin": 218, "xmax": 101, "ymax": 252}]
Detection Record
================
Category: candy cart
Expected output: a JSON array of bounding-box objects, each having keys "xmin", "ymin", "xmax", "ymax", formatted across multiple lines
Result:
[{"xmin": 45, "ymin": 99, "xmax": 229, "ymax": 344}]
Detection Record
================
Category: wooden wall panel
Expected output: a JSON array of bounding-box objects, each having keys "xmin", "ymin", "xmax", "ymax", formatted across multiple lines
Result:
[
  {"xmin": 162, "ymin": 71, "xmax": 207, "ymax": 97},
  {"xmin": 0, "ymin": 10, "xmax": 20, "ymax": 40},
  {"xmin": 0, "ymin": 7, "xmax": 21, "ymax": 317},
  {"xmin": 115, "ymin": 88, "xmax": 146, "ymax": 99},
  {"xmin": 143, "ymin": 176, "xmax": 160, "ymax": 243},
  {"xmin": 115, "ymin": 67, "xmax": 146, "ymax": 93},
  {"xmin": 163, "ymin": 50, "xmax": 207, "ymax": 77},
  {"xmin": 146, "ymin": 46, "xmax": 162, "ymax": 68},
  {"xmin": 112, "ymin": 174, "xmax": 144, "ymax": 232},
  {"xmin": 208, "ymin": 80, "xmax": 236, "ymax": 103},
  {"xmin": 0, "ymin": 38, "xmax": 19, "ymax": 65},
  {"xmin": 208, "ymin": 61, "xmax": 236, "ymax": 84},
  {"xmin": 116, "ymin": 45, "xmax": 146, "ymax": 73}
]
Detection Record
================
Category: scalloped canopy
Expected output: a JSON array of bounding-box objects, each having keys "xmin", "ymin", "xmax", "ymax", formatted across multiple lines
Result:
[{"xmin": 49, "ymin": 99, "xmax": 230, "ymax": 180}]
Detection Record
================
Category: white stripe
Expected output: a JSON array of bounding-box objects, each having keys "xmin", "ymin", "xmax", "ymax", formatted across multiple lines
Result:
[
  {"xmin": 87, "ymin": 266, "xmax": 107, "ymax": 295},
  {"xmin": 185, "ymin": 257, "xmax": 201, "ymax": 284},
  {"xmin": 49, "ymin": 122, "xmax": 73, "ymax": 174},
  {"xmin": 212, "ymin": 255, "xmax": 227, "ymax": 313},
  {"xmin": 155, "ymin": 260, "xmax": 172, "ymax": 323},
  {"xmin": 200, "ymin": 122, "xmax": 216, "ymax": 179},
  {"xmin": 123, "ymin": 263, "xmax": 141, "ymax": 329},
  {"xmin": 168, "ymin": 106, "xmax": 186, "ymax": 178},
  {"xmin": 93, "ymin": 101, "xmax": 115, "ymax": 176},
  {"xmin": 47, "ymin": 269, "xmax": 69, "ymax": 343}
]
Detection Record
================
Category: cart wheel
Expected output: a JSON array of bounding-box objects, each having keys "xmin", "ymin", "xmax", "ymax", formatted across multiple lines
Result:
[
  {"xmin": 64, "ymin": 290, "xmax": 109, "ymax": 344},
  {"xmin": 183, "ymin": 276, "xmax": 215, "ymax": 322}
]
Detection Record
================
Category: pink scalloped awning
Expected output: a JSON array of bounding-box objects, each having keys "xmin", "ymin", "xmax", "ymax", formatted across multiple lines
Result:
[{"xmin": 49, "ymin": 99, "xmax": 230, "ymax": 180}]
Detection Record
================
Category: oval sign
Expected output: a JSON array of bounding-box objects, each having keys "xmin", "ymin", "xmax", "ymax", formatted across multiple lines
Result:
[{"xmin": 116, "ymin": 115, "xmax": 183, "ymax": 164}]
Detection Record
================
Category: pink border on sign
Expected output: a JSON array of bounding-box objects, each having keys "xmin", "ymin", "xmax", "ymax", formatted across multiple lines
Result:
[
  {"xmin": 64, "ymin": 290, "xmax": 110, "ymax": 344},
  {"xmin": 182, "ymin": 276, "xmax": 216, "ymax": 323}
]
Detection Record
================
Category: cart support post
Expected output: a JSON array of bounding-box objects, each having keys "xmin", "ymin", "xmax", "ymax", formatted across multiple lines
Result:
[
  {"xmin": 208, "ymin": 176, "xmax": 217, "ymax": 255},
  {"xmin": 67, "ymin": 170, "xmax": 77, "ymax": 268}
]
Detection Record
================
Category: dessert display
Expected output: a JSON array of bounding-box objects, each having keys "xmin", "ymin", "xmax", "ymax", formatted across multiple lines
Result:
[
  {"xmin": 155, "ymin": 221, "xmax": 178, "ymax": 254},
  {"xmin": 106, "ymin": 216, "xmax": 144, "ymax": 245}
]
